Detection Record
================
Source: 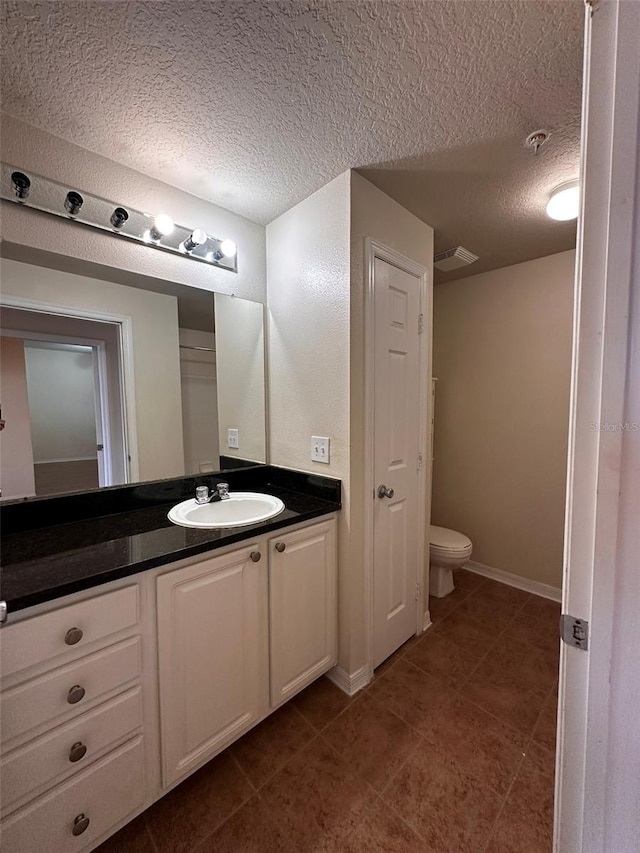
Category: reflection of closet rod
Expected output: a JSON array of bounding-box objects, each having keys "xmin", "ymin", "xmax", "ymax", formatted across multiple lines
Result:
[{"xmin": 179, "ymin": 344, "xmax": 216, "ymax": 353}]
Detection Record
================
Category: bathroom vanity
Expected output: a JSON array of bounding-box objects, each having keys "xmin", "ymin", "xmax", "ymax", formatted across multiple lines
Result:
[{"xmin": 0, "ymin": 467, "xmax": 340, "ymax": 852}]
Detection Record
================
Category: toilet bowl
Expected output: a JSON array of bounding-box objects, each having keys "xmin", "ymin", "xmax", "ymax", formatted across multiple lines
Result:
[{"xmin": 429, "ymin": 525, "xmax": 473, "ymax": 598}]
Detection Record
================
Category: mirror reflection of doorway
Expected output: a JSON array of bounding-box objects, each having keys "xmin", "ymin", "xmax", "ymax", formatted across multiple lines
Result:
[{"xmin": 0, "ymin": 307, "xmax": 128, "ymax": 499}]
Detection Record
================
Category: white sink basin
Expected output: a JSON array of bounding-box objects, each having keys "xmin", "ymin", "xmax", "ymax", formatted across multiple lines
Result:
[{"xmin": 168, "ymin": 492, "xmax": 285, "ymax": 529}]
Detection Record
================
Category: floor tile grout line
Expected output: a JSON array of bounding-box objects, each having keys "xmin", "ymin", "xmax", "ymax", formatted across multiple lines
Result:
[
  {"xmin": 142, "ymin": 817, "xmax": 161, "ymax": 853},
  {"xmin": 193, "ymin": 736, "xmax": 327, "ymax": 853},
  {"xmin": 228, "ymin": 747, "xmax": 260, "ymax": 793}
]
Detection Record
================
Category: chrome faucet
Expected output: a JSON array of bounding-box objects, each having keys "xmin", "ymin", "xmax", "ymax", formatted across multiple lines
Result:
[{"xmin": 195, "ymin": 482, "xmax": 230, "ymax": 504}]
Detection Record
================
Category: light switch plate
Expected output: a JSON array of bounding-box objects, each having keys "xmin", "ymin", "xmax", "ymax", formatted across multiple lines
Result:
[
  {"xmin": 227, "ymin": 428, "xmax": 239, "ymax": 449},
  {"xmin": 311, "ymin": 435, "xmax": 330, "ymax": 464}
]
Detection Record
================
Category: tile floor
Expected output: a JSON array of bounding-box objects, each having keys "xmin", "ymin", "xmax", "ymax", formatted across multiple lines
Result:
[{"xmin": 97, "ymin": 569, "xmax": 560, "ymax": 853}]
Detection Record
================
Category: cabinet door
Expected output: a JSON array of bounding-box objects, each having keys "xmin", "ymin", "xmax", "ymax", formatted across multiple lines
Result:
[
  {"xmin": 269, "ymin": 520, "xmax": 337, "ymax": 708},
  {"xmin": 157, "ymin": 544, "xmax": 268, "ymax": 786}
]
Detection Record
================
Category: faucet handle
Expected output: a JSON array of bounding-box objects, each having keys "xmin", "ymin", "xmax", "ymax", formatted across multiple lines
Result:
[
  {"xmin": 195, "ymin": 485, "xmax": 210, "ymax": 504},
  {"xmin": 217, "ymin": 482, "xmax": 230, "ymax": 498}
]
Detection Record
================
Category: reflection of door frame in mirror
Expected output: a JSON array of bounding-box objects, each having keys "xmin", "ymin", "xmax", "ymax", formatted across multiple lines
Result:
[
  {"xmin": 0, "ymin": 295, "xmax": 139, "ymax": 485},
  {"xmin": 2, "ymin": 328, "xmax": 112, "ymax": 486}
]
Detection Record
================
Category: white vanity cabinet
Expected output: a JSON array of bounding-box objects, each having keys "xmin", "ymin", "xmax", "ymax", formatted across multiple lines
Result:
[
  {"xmin": 269, "ymin": 520, "xmax": 337, "ymax": 707},
  {"xmin": 156, "ymin": 541, "xmax": 270, "ymax": 786},
  {"xmin": 0, "ymin": 512, "xmax": 337, "ymax": 852}
]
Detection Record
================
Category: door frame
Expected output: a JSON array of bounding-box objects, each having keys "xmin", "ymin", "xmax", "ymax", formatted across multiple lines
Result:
[
  {"xmin": 363, "ymin": 238, "xmax": 432, "ymax": 682},
  {"xmin": 555, "ymin": 0, "xmax": 640, "ymax": 849},
  {"xmin": 0, "ymin": 294, "xmax": 139, "ymax": 483}
]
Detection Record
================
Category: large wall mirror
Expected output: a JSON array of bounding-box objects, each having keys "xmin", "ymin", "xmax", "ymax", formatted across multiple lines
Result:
[{"xmin": 0, "ymin": 257, "xmax": 266, "ymax": 501}]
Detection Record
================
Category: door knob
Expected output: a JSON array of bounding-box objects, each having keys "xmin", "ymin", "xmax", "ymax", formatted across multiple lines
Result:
[
  {"xmin": 377, "ymin": 484, "xmax": 395, "ymax": 499},
  {"xmin": 275, "ymin": 542, "xmax": 286, "ymax": 553},
  {"xmin": 250, "ymin": 551, "xmax": 261, "ymax": 562}
]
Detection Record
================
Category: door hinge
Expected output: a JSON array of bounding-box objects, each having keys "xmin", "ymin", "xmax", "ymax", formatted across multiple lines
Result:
[
  {"xmin": 415, "ymin": 583, "xmax": 420, "ymax": 601},
  {"xmin": 418, "ymin": 313, "xmax": 424, "ymax": 335},
  {"xmin": 417, "ymin": 452, "xmax": 423, "ymax": 471},
  {"xmin": 561, "ymin": 614, "xmax": 589, "ymax": 650}
]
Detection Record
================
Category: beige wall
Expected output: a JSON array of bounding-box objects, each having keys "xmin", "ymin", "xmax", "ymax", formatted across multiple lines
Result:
[
  {"xmin": 348, "ymin": 172, "xmax": 434, "ymax": 672},
  {"xmin": 214, "ymin": 294, "xmax": 266, "ymax": 464},
  {"xmin": 1, "ymin": 258, "xmax": 185, "ymax": 483},
  {"xmin": 0, "ymin": 337, "xmax": 36, "ymax": 499},
  {"xmin": 432, "ymin": 250, "xmax": 575, "ymax": 589},
  {"xmin": 1, "ymin": 115, "xmax": 266, "ymax": 304}
]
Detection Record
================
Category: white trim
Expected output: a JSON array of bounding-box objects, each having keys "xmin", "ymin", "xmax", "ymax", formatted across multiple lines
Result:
[
  {"xmin": 0, "ymin": 293, "xmax": 139, "ymax": 484},
  {"xmin": 326, "ymin": 664, "xmax": 370, "ymax": 697},
  {"xmin": 466, "ymin": 560, "xmax": 562, "ymax": 603},
  {"xmin": 363, "ymin": 238, "xmax": 431, "ymax": 681},
  {"xmin": 422, "ymin": 612, "xmax": 433, "ymax": 633}
]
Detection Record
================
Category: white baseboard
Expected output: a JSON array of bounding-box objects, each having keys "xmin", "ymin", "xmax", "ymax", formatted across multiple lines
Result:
[
  {"xmin": 326, "ymin": 664, "xmax": 370, "ymax": 697},
  {"xmin": 466, "ymin": 560, "xmax": 562, "ymax": 603},
  {"xmin": 422, "ymin": 611, "xmax": 433, "ymax": 632}
]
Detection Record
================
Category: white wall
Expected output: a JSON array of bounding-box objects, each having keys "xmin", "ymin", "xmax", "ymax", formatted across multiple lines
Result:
[
  {"xmin": 1, "ymin": 258, "xmax": 185, "ymax": 483},
  {"xmin": 267, "ymin": 170, "xmax": 434, "ymax": 679},
  {"xmin": 1, "ymin": 115, "xmax": 267, "ymax": 303},
  {"xmin": 0, "ymin": 337, "xmax": 36, "ymax": 499},
  {"xmin": 214, "ymin": 293, "xmax": 266, "ymax": 464},
  {"xmin": 267, "ymin": 170, "xmax": 352, "ymax": 668},
  {"xmin": 24, "ymin": 346, "xmax": 97, "ymax": 462},
  {"xmin": 432, "ymin": 250, "xmax": 575, "ymax": 589}
]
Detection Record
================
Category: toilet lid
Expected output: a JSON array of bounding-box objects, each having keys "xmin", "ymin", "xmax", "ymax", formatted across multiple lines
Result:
[{"xmin": 430, "ymin": 525, "xmax": 472, "ymax": 550}]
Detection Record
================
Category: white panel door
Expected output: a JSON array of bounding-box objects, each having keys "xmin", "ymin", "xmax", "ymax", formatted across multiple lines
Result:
[
  {"xmin": 269, "ymin": 519, "xmax": 337, "ymax": 707},
  {"xmin": 157, "ymin": 544, "xmax": 269, "ymax": 786},
  {"xmin": 373, "ymin": 257, "xmax": 421, "ymax": 668}
]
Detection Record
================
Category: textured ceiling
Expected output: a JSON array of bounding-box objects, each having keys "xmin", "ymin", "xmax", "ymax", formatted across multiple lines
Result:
[{"xmin": 1, "ymin": 0, "xmax": 584, "ymax": 279}]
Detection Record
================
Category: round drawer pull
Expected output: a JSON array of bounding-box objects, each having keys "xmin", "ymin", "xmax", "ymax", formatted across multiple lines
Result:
[
  {"xmin": 67, "ymin": 685, "xmax": 86, "ymax": 705},
  {"xmin": 69, "ymin": 741, "xmax": 87, "ymax": 763},
  {"xmin": 274, "ymin": 541, "xmax": 286, "ymax": 553},
  {"xmin": 65, "ymin": 627, "xmax": 83, "ymax": 646},
  {"xmin": 250, "ymin": 551, "xmax": 261, "ymax": 562},
  {"xmin": 72, "ymin": 814, "xmax": 90, "ymax": 836}
]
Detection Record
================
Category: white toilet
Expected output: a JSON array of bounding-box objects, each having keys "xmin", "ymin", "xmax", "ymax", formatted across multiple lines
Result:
[{"xmin": 429, "ymin": 525, "xmax": 473, "ymax": 598}]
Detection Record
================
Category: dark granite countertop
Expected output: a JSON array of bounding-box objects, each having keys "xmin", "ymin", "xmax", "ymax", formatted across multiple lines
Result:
[{"xmin": 0, "ymin": 466, "xmax": 341, "ymax": 614}]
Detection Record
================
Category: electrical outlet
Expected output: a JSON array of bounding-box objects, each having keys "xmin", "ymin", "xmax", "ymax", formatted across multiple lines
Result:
[
  {"xmin": 311, "ymin": 435, "xmax": 330, "ymax": 464},
  {"xmin": 227, "ymin": 428, "xmax": 239, "ymax": 449}
]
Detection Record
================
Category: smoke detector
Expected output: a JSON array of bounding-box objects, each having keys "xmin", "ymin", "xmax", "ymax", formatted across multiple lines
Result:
[{"xmin": 434, "ymin": 246, "xmax": 479, "ymax": 272}]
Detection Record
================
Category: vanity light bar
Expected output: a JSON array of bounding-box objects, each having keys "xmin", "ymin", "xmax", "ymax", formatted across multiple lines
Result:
[{"xmin": 0, "ymin": 164, "xmax": 238, "ymax": 274}]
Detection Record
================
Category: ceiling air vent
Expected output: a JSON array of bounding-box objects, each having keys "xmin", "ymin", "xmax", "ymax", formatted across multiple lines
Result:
[{"xmin": 434, "ymin": 246, "xmax": 479, "ymax": 272}]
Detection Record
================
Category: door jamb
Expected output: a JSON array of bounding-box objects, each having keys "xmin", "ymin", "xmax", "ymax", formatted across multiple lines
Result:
[{"xmin": 363, "ymin": 238, "xmax": 432, "ymax": 682}]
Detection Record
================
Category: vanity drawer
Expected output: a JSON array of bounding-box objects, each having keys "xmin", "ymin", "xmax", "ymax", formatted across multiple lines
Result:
[
  {"xmin": 1, "ymin": 585, "xmax": 139, "ymax": 680},
  {"xmin": 1, "ymin": 637, "xmax": 141, "ymax": 746},
  {"xmin": 1, "ymin": 687, "xmax": 143, "ymax": 815},
  {"xmin": 0, "ymin": 735, "xmax": 145, "ymax": 853}
]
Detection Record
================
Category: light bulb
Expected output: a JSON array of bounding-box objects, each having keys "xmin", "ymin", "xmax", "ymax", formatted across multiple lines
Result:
[
  {"xmin": 182, "ymin": 228, "xmax": 208, "ymax": 252},
  {"xmin": 546, "ymin": 181, "xmax": 579, "ymax": 221},
  {"xmin": 150, "ymin": 213, "xmax": 174, "ymax": 240},
  {"xmin": 220, "ymin": 239, "xmax": 236, "ymax": 258}
]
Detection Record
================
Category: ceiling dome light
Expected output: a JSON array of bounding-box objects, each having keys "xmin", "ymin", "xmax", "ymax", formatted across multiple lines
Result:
[
  {"xmin": 150, "ymin": 213, "xmax": 174, "ymax": 241},
  {"xmin": 220, "ymin": 239, "xmax": 236, "ymax": 258},
  {"xmin": 546, "ymin": 180, "xmax": 580, "ymax": 221}
]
